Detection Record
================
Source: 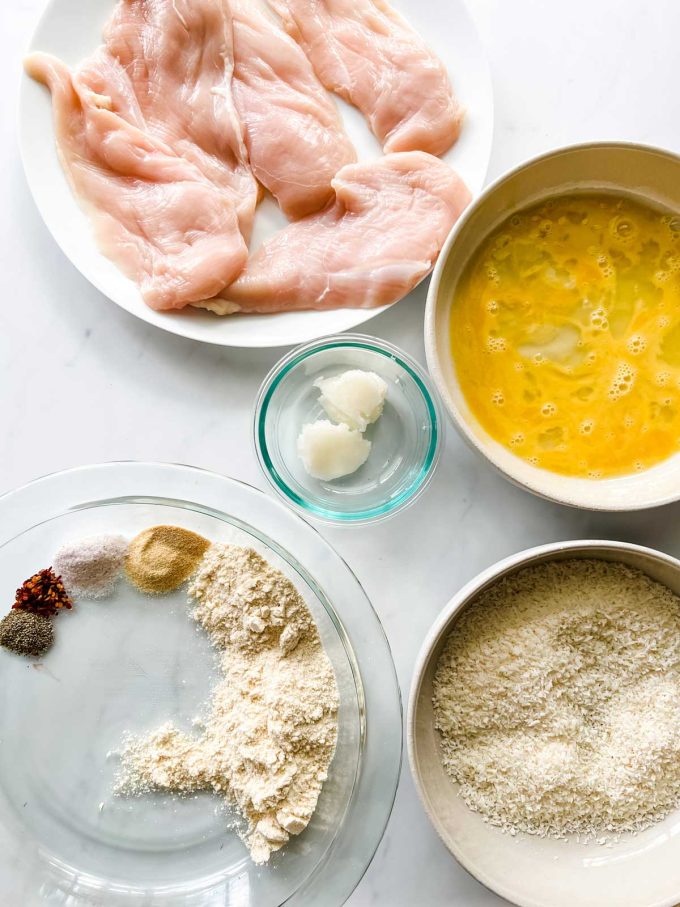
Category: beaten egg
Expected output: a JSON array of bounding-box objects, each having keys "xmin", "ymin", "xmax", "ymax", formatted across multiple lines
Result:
[{"xmin": 451, "ymin": 193, "xmax": 680, "ymax": 478}]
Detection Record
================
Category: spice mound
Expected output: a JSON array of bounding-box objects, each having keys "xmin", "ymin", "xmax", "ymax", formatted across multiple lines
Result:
[
  {"xmin": 0, "ymin": 609, "xmax": 54, "ymax": 657},
  {"xmin": 433, "ymin": 559, "xmax": 680, "ymax": 842},
  {"xmin": 13, "ymin": 568, "xmax": 73, "ymax": 616},
  {"xmin": 54, "ymin": 534, "xmax": 128, "ymax": 599},
  {"xmin": 125, "ymin": 525, "xmax": 209, "ymax": 594},
  {"xmin": 117, "ymin": 543, "xmax": 339, "ymax": 864}
]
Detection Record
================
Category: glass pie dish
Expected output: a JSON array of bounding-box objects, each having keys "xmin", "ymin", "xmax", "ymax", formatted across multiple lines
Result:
[{"xmin": 0, "ymin": 462, "xmax": 401, "ymax": 906}]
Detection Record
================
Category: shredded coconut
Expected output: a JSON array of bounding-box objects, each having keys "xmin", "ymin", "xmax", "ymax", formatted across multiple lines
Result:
[
  {"xmin": 116, "ymin": 544, "xmax": 339, "ymax": 863},
  {"xmin": 433, "ymin": 559, "xmax": 680, "ymax": 841}
]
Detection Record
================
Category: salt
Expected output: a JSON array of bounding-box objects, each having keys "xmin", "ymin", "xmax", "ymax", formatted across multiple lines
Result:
[{"xmin": 54, "ymin": 534, "xmax": 128, "ymax": 599}]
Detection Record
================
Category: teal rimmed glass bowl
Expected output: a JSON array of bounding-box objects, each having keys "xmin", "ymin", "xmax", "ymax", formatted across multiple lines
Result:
[{"xmin": 254, "ymin": 334, "xmax": 444, "ymax": 523}]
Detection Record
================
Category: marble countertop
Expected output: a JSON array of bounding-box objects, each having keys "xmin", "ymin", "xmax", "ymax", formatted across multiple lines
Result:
[{"xmin": 3, "ymin": 0, "xmax": 680, "ymax": 904}]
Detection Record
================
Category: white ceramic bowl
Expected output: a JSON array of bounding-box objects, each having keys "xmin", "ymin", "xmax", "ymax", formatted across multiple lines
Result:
[
  {"xmin": 408, "ymin": 539, "xmax": 680, "ymax": 907},
  {"xmin": 425, "ymin": 141, "xmax": 680, "ymax": 510}
]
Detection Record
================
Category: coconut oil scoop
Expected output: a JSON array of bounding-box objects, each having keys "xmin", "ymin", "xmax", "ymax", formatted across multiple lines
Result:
[{"xmin": 254, "ymin": 334, "xmax": 443, "ymax": 522}]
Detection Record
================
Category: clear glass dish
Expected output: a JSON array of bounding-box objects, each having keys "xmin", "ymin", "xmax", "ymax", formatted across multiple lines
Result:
[
  {"xmin": 254, "ymin": 334, "xmax": 444, "ymax": 523},
  {"xmin": 0, "ymin": 462, "xmax": 402, "ymax": 906}
]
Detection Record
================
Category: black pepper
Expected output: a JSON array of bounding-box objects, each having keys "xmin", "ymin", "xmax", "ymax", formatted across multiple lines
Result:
[{"xmin": 0, "ymin": 609, "xmax": 54, "ymax": 657}]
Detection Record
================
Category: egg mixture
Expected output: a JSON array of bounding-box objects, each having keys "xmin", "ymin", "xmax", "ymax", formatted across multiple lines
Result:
[{"xmin": 451, "ymin": 193, "xmax": 680, "ymax": 477}]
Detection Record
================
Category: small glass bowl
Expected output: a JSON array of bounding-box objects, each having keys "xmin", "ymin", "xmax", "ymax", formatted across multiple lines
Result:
[{"xmin": 254, "ymin": 334, "xmax": 444, "ymax": 523}]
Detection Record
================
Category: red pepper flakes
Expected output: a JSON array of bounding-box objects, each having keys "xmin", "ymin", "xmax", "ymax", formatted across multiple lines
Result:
[{"xmin": 12, "ymin": 568, "xmax": 73, "ymax": 617}]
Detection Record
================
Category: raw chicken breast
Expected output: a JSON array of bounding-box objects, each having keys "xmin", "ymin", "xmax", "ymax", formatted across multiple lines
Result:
[
  {"xmin": 231, "ymin": 0, "xmax": 356, "ymax": 219},
  {"xmin": 104, "ymin": 0, "xmax": 258, "ymax": 236},
  {"xmin": 25, "ymin": 52, "xmax": 248, "ymax": 311},
  {"xmin": 199, "ymin": 152, "xmax": 470, "ymax": 314},
  {"xmin": 267, "ymin": 0, "xmax": 463, "ymax": 156}
]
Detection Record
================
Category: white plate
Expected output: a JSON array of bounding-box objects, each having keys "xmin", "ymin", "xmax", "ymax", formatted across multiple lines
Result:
[{"xmin": 18, "ymin": 0, "xmax": 494, "ymax": 348}]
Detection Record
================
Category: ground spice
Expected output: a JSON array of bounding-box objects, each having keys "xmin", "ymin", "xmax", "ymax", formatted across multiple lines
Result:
[
  {"xmin": 54, "ymin": 534, "xmax": 128, "ymax": 599},
  {"xmin": 125, "ymin": 525, "xmax": 210, "ymax": 595},
  {"xmin": 13, "ymin": 568, "xmax": 73, "ymax": 616},
  {"xmin": 0, "ymin": 609, "xmax": 54, "ymax": 656}
]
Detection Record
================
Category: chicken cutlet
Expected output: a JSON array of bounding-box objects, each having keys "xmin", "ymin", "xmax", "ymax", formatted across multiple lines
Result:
[
  {"xmin": 199, "ymin": 152, "xmax": 470, "ymax": 314},
  {"xmin": 231, "ymin": 0, "xmax": 356, "ymax": 220},
  {"xmin": 25, "ymin": 52, "xmax": 248, "ymax": 311},
  {"xmin": 103, "ymin": 0, "xmax": 258, "ymax": 237},
  {"xmin": 267, "ymin": 0, "xmax": 463, "ymax": 157}
]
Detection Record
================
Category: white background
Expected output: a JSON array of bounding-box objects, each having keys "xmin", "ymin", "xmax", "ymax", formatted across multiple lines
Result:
[{"xmin": 3, "ymin": 1, "xmax": 680, "ymax": 904}]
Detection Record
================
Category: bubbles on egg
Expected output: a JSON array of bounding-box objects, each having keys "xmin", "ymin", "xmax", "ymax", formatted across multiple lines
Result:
[
  {"xmin": 579, "ymin": 419, "xmax": 594, "ymax": 435},
  {"xmin": 491, "ymin": 390, "xmax": 505, "ymax": 406},
  {"xmin": 609, "ymin": 215, "xmax": 637, "ymax": 244},
  {"xmin": 487, "ymin": 336, "xmax": 507, "ymax": 353},
  {"xmin": 607, "ymin": 362, "xmax": 636, "ymax": 400},
  {"xmin": 663, "ymin": 215, "xmax": 680, "ymax": 238},
  {"xmin": 585, "ymin": 249, "xmax": 615, "ymax": 278},
  {"xmin": 541, "ymin": 402, "xmax": 557, "ymax": 417},
  {"xmin": 590, "ymin": 307, "xmax": 609, "ymax": 331},
  {"xmin": 663, "ymin": 252, "xmax": 680, "ymax": 272},
  {"xmin": 626, "ymin": 334, "xmax": 646, "ymax": 354},
  {"xmin": 509, "ymin": 433, "xmax": 525, "ymax": 447},
  {"xmin": 484, "ymin": 263, "xmax": 500, "ymax": 284}
]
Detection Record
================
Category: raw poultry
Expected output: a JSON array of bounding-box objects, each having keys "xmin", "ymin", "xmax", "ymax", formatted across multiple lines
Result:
[
  {"xmin": 268, "ymin": 0, "xmax": 463, "ymax": 156},
  {"xmin": 200, "ymin": 152, "xmax": 471, "ymax": 314}
]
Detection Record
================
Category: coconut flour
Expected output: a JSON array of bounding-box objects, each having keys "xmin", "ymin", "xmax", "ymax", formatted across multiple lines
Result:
[{"xmin": 117, "ymin": 544, "xmax": 339, "ymax": 863}]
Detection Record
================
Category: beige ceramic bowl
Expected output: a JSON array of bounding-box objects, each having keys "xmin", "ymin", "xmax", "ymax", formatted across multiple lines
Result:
[
  {"xmin": 408, "ymin": 539, "xmax": 680, "ymax": 907},
  {"xmin": 425, "ymin": 142, "xmax": 680, "ymax": 510}
]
